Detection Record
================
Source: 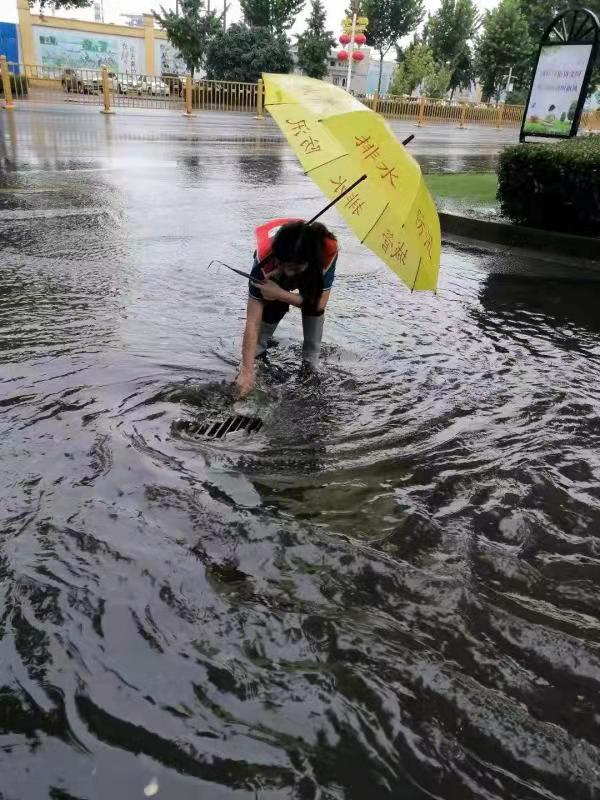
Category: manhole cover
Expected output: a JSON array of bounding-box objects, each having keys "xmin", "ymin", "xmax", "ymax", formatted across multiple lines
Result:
[{"xmin": 175, "ymin": 414, "xmax": 263, "ymax": 440}]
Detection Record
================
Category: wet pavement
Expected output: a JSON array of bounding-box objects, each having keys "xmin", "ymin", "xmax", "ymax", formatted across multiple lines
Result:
[{"xmin": 2, "ymin": 107, "xmax": 600, "ymax": 800}]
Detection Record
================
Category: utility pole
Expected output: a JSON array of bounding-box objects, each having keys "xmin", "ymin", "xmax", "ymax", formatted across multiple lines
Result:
[
  {"xmin": 503, "ymin": 66, "xmax": 513, "ymax": 103},
  {"xmin": 346, "ymin": 11, "xmax": 356, "ymax": 92}
]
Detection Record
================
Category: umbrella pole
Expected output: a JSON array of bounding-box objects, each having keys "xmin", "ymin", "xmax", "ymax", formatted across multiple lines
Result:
[{"xmin": 306, "ymin": 174, "xmax": 367, "ymax": 225}]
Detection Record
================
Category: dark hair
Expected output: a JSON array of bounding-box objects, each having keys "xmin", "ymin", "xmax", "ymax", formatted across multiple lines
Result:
[{"xmin": 271, "ymin": 221, "xmax": 336, "ymax": 314}]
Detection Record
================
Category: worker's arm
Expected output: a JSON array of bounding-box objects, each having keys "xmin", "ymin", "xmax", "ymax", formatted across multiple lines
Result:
[
  {"xmin": 235, "ymin": 298, "xmax": 263, "ymax": 397},
  {"xmin": 260, "ymin": 280, "xmax": 331, "ymax": 312},
  {"xmin": 318, "ymin": 290, "xmax": 331, "ymax": 312}
]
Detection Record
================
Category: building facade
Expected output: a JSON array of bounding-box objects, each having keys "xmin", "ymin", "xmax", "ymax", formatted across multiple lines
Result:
[
  {"xmin": 3, "ymin": 0, "xmax": 184, "ymax": 76},
  {"xmin": 324, "ymin": 47, "xmax": 395, "ymax": 95}
]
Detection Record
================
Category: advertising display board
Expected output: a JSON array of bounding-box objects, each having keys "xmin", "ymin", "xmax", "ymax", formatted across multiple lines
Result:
[
  {"xmin": 520, "ymin": 8, "xmax": 599, "ymax": 141},
  {"xmin": 522, "ymin": 44, "xmax": 593, "ymax": 137}
]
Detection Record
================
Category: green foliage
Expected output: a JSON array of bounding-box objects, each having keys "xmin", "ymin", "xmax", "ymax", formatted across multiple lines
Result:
[
  {"xmin": 423, "ymin": 0, "xmax": 479, "ymax": 94},
  {"xmin": 240, "ymin": 0, "xmax": 305, "ymax": 32},
  {"xmin": 32, "ymin": 0, "xmax": 91, "ymax": 10},
  {"xmin": 205, "ymin": 23, "xmax": 293, "ymax": 82},
  {"xmin": 391, "ymin": 41, "xmax": 451, "ymax": 97},
  {"xmin": 519, "ymin": 0, "xmax": 559, "ymax": 43},
  {"xmin": 497, "ymin": 136, "xmax": 600, "ymax": 234},
  {"xmin": 475, "ymin": 0, "xmax": 531, "ymax": 101},
  {"xmin": 423, "ymin": 64, "xmax": 452, "ymax": 97},
  {"xmin": 506, "ymin": 85, "xmax": 528, "ymax": 104},
  {"xmin": 362, "ymin": 0, "xmax": 425, "ymax": 91},
  {"xmin": 153, "ymin": 0, "xmax": 221, "ymax": 77},
  {"xmin": 0, "ymin": 73, "xmax": 28, "ymax": 97},
  {"xmin": 296, "ymin": 0, "xmax": 335, "ymax": 79},
  {"xmin": 425, "ymin": 172, "xmax": 498, "ymax": 204},
  {"xmin": 391, "ymin": 42, "xmax": 434, "ymax": 94}
]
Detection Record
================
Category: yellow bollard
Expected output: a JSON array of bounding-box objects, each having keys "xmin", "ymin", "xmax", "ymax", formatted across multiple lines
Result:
[
  {"xmin": 459, "ymin": 102, "xmax": 467, "ymax": 129},
  {"xmin": 183, "ymin": 75, "xmax": 193, "ymax": 116},
  {"xmin": 100, "ymin": 65, "xmax": 113, "ymax": 114},
  {"xmin": 496, "ymin": 102, "xmax": 505, "ymax": 129},
  {"xmin": 417, "ymin": 94, "xmax": 426, "ymax": 127},
  {"xmin": 1, "ymin": 55, "xmax": 15, "ymax": 110},
  {"xmin": 255, "ymin": 78, "xmax": 264, "ymax": 120}
]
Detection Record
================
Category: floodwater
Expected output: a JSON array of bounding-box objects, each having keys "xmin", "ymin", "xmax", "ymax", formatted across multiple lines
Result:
[{"xmin": 2, "ymin": 108, "xmax": 600, "ymax": 800}]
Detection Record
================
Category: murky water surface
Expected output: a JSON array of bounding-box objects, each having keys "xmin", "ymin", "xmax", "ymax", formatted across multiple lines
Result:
[{"xmin": 2, "ymin": 110, "xmax": 600, "ymax": 800}]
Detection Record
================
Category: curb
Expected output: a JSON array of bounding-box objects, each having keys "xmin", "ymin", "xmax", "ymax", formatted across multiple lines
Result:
[{"xmin": 439, "ymin": 212, "xmax": 600, "ymax": 263}]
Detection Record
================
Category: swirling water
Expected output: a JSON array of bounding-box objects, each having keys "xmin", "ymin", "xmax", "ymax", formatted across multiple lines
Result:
[{"xmin": 2, "ymin": 110, "xmax": 600, "ymax": 800}]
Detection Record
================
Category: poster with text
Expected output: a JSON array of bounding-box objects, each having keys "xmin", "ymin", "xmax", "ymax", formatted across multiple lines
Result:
[
  {"xmin": 34, "ymin": 26, "xmax": 144, "ymax": 74},
  {"xmin": 523, "ymin": 43, "xmax": 593, "ymax": 136}
]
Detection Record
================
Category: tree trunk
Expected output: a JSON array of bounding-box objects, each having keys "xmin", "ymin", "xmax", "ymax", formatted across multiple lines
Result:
[{"xmin": 377, "ymin": 52, "xmax": 384, "ymax": 93}]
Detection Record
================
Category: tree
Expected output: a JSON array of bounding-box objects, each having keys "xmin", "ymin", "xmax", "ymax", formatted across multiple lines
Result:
[
  {"xmin": 205, "ymin": 23, "xmax": 293, "ymax": 82},
  {"xmin": 153, "ymin": 0, "xmax": 221, "ymax": 77},
  {"xmin": 296, "ymin": 0, "xmax": 336, "ymax": 79},
  {"xmin": 519, "ymin": 0, "xmax": 559, "ymax": 42},
  {"xmin": 34, "ymin": 0, "xmax": 91, "ymax": 10},
  {"xmin": 474, "ymin": 0, "xmax": 531, "ymax": 102},
  {"xmin": 240, "ymin": 0, "xmax": 305, "ymax": 32},
  {"xmin": 423, "ymin": 64, "xmax": 452, "ymax": 97},
  {"xmin": 391, "ymin": 40, "xmax": 435, "ymax": 95},
  {"xmin": 362, "ymin": 0, "xmax": 425, "ymax": 92},
  {"xmin": 423, "ymin": 0, "xmax": 479, "ymax": 96}
]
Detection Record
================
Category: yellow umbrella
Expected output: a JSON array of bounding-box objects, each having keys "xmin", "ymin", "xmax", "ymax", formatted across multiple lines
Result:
[{"xmin": 262, "ymin": 73, "xmax": 441, "ymax": 292}]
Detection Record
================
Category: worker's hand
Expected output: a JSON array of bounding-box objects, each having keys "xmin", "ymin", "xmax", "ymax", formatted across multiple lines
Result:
[
  {"xmin": 234, "ymin": 369, "xmax": 255, "ymax": 399},
  {"xmin": 259, "ymin": 279, "xmax": 286, "ymax": 302}
]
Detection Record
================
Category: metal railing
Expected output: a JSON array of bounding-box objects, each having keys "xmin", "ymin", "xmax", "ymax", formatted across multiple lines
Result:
[
  {"xmin": 0, "ymin": 60, "xmax": 262, "ymax": 116},
  {"xmin": 364, "ymin": 91, "xmax": 600, "ymax": 131},
  {"xmin": 2, "ymin": 57, "xmax": 598, "ymax": 132},
  {"xmin": 192, "ymin": 80, "xmax": 259, "ymax": 113}
]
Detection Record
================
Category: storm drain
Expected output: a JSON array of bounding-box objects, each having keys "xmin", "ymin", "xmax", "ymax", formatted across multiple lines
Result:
[{"xmin": 176, "ymin": 414, "xmax": 263, "ymax": 439}]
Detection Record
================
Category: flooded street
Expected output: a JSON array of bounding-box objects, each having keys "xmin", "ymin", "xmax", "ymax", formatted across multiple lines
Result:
[{"xmin": 2, "ymin": 108, "xmax": 600, "ymax": 800}]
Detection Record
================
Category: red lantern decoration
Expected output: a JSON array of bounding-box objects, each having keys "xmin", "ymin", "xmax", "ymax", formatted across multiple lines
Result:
[
  {"xmin": 354, "ymin": 33, "xmax": 366, "ymax": 45},
  {"xmin": 352, "ymin": 50, "xmax": 365, "ymax": 61},
  {"xmin": 339, "ymin": 33, "xmax": 351, "ymax": 45},
  {"xmin": 337, "ymin": 50, "xmax": 349, "ymax": 61}
]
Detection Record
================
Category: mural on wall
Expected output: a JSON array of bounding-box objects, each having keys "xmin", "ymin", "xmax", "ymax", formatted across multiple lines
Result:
[
  {"xmin": 156, "ymin": 41, "xmax": 187, "ymax": 75},
  {"xmin": 34, "ymin": 26, "xmax": 144, "ymax": 73}
]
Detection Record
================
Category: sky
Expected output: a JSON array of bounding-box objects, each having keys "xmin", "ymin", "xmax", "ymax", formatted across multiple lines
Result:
[{"xmin": 3, "ymin": 0, "xmax": 499, "ymax": 47}]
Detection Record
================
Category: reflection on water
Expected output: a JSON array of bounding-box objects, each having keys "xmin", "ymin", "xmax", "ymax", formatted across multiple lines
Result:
[{"xmin": 2, "ymin": 110, "xmax": 600, "ymax": 800}]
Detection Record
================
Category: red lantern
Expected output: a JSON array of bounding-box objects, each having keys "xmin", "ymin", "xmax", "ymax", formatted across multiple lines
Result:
[
  {"xmin": 352, "ymin": 50, "xmax": 365, "ymax": 61},
  {"xmin": 354, "ymin": 33, "xmax": 366, "ymax": 45},
  {"xmin": 339, "ymin": 33, "xmax": 351, "ymax": 45},
  {"xmin": 337, "ymin": 50, "xmax": 349, "ymax": 61}
]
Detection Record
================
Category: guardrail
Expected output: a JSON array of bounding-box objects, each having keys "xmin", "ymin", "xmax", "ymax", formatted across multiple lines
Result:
[
  {"xmin": 0, "ymin": 59, "xmax": 263, "ymax": 117},
  {"xmin": 1, "ymin": 58, "xmax": 598, "ymax": 132},
  {"xmin": 362, "ymin": 91, "xmax": 599, "ymax": 131}
]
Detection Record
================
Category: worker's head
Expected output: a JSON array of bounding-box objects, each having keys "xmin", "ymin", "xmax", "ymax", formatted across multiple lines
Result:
[{"xmin": 271, "ymin": 221, "xmax": 335, "ymax": 313}]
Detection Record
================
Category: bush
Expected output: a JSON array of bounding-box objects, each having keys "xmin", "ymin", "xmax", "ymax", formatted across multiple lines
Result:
[
  {"xmin": 205, "ymin": 24, "xmax": 293, "ymax": 83},
  {"xmin": 497, "ymin": 136, "xmax": 600, "ymax": 235},
  {"xmin": 0, "ymin": 73, "xmax": 28, "ymax": 97}
]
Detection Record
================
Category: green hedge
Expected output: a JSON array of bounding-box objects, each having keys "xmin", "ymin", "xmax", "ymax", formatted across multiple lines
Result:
[
  {"xmin": 0, "ymin": 73, "xmax": 28, "ymax": 97},
  {"xmin": 497, "ymin": 136, "xmax": 600, "ymax": 235}
]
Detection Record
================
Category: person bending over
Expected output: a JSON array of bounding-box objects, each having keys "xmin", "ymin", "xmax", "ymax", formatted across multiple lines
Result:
[{"xmin": 235, "ymin": 219, "xmax": 338, "ymax": 398}]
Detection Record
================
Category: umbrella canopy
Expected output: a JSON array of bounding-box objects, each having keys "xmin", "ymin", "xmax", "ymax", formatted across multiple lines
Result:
[{"xmin": 263, "ymin": 73, "xmax": 441, "ymax": 292}]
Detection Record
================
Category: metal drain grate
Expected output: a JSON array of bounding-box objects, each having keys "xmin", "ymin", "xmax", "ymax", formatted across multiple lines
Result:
[{"xmin": 177, "ymin": 414, "xmax": 263, "ymax": 439}]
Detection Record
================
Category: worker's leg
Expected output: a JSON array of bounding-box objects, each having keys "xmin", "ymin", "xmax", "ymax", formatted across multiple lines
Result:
[
  {"xmin": 301, "ymin": 311, "xmax": 325, "ymax": 367},
  {"xmin": 256, "ymin": 301, "xmax": 288, "ymax": 358}
]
